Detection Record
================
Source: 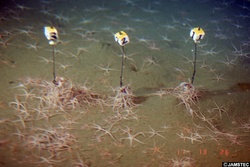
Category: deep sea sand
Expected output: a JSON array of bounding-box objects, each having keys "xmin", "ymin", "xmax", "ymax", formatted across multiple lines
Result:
[{"xmin": 0, "ymin": 0, "xmax": 250, "ymax": 166}]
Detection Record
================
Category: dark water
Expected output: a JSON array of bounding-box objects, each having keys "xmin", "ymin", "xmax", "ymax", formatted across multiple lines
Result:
[{"xmin": 0, "ymin": 0, "xmax": 250, "ymax": 166}]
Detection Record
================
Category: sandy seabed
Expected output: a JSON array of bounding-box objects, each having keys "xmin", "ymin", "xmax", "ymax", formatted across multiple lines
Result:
[{"xmin": 0, "ymin": 0, "xmax": 250, "ymax": 166}]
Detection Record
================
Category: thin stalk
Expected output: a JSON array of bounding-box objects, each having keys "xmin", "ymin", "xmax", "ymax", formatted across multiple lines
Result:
[
  {"xmin": 120, "ymin": 46, "xmax": 125, "ymax": 87},
  {"xmin": 52, "ymin": 45, "xmax": 57, "ymax": 85},
  {"xmin": 191, "ymin": 43, "xmax": 197, "ymax": 85}
]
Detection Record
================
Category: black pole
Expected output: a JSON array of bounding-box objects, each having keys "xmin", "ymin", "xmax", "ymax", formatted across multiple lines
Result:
[
  {"xmin": 52, "ymin": 45, "xmax": 57, "ymax": 85},
  {"xmin": 120, "ymin": 46, "xmax": 125, "ymax": 87},
  {"xmin": 191, "ymin": 43, "xmax": 197, "ymax": 85}
]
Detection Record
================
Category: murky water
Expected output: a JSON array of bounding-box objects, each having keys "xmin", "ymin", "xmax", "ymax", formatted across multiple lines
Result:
[{"xmin": 0, "ymin": 0, "xmax": 250, "ymax": 166}]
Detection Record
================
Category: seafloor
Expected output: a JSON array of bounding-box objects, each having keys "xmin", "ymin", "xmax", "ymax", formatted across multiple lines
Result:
[{"xmin": 0, "ymin": 0, "xmax": 250, "ymax": 166}]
